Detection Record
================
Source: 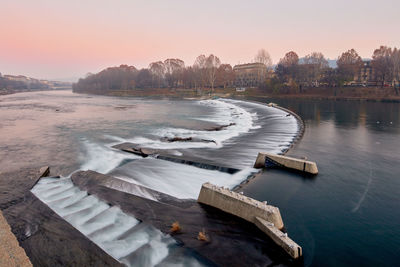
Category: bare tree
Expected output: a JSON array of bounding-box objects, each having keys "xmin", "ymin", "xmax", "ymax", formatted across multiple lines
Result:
[
  {"xmin": 372, "ymin": 46, "xmax": 392, "ymax": 87},
  {"xmin": 279, "ymin": 51, "xmax": 299, "ymax": 67},
  {"xmin": 254, "ymin": 49, "xmax": 272, "ymax": 84},
  {"xmin": 216, "ymin": 64, "xmax": 234, "ymax": 88},
  {"xmin": 193, "ymin": 55, "xmax": 207, "ymax": 88},
  {"xmin": 277, "ymin": 51, "xmax": 299, "ymax": 83},
  {"xmin": 149, "ymin": 61, "xmax": 165, "ymax": 87},
  {"xmin": 254, "ymin": 49, "xmax": 273, "ymax": 70},
  {"xmin": 337, "ymin": 49, "xmax": 363, "ymax": 82},
  {"xmin": 164, "ymin": 58, "xmax": 185, "ymax": 88},
  {"xmin": 392, "ymin": 47, "xmax": 400, "ymax": 94},
  {"xmin": 205, "ymin": 54, "xmax": 221, "ymax": 93},
  {"xmin": 301, "ymin": 52, "xmax": 329, "ymax": 86}
]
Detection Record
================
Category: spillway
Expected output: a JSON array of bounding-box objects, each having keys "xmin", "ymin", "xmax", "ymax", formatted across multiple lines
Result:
[{"xmin": 31, "ymin": 176, "xmax": 204, "ymax": 267}]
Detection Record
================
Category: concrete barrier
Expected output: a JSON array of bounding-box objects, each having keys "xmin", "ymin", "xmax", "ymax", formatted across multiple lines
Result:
[
  {"xmin": 197, "ymin": 182, "xmax": 284, "ymax": 229},
  {"xmin": 0, "ymin": 211, "xmax": 32, "ymax": 267},
  {"xmin": 197, "ymin": 182, "xmax": 302, "ymax": 259},
  {"xmin": 254, "ymin": 217, "xmax": 302, "ymax": 259},
  {"xmin": 254, "ymin": 152, "xmax": 318, "ymax": 175},
  {"xmin": 113, "ymin": 142, "xmax": 241, "ymax": 173},
  {"xmin": 38, "ymin": 166, "xmax": 50, "ymax": 177}
]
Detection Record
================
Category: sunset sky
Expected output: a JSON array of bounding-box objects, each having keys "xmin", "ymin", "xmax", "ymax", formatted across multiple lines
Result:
[{"xmin": 1, "ymin": 0, "xmax": 399, "ymax": 81}]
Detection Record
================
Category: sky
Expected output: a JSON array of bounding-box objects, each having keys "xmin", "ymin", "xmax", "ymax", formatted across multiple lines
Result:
[{"xmin": 1, "ymin": 0, "xmax": 399, "ymax": 81}]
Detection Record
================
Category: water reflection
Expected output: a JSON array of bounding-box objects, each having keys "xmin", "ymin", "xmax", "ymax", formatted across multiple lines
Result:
[
  {"xmin": 247, "ymin": 97, "xmax": 400, "ymax": 134},
  {"xmin": 243, "ymin": 96, "xmax": 400, "ymax": 267}
]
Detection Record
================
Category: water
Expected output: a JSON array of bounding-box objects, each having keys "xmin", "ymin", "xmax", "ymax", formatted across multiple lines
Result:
[
  {"xmin": 0, "ymin": 91, "xmax": 298, "ymax": 176},
  {"xmin": 2, "ymin": 91, "xmax": 398, "ymax": 266},
  {"xmin": 0, "ymin": 90, "xmax": 299, "ymax": 266},
  {"xmin": 242, "ymin": 97, "xmax": 400, "ymax": 267}
]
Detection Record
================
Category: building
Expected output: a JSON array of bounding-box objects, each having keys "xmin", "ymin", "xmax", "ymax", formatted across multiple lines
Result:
[
  {"xmin": 4, "ymin": 75, "xmax": 33, "ymax": 83},
  {"xmin": 233, "ymin": 63, "xmax": 267, "ymax": 87},
  {"xmin": 353, "ymin": 61, "xmax": 377, "ymax": 86}
]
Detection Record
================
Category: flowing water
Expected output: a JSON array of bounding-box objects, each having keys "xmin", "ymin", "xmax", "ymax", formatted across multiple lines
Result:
[
  {"xmin": 0, "ymin": 90, "xmax": 299, "ymax": 266},
  {"xmin": 2, "ymin": 91, "xmax": 398, "ymax": 266}
]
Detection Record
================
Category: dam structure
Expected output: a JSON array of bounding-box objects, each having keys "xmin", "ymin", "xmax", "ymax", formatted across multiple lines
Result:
[
  {"xmin": 197, "ymin": 182, "xmax": 302, "ymax": 259},
  {"xmin": 1, "ymin": 95, "xmax": 309, "ymax": 265},
  {"xmin": 31, "ymin": 176, "xmax": 203, "ymax": 266}
]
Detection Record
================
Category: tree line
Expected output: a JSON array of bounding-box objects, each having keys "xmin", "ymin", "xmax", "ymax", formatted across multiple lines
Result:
[
  {"xmin": 73, "ymin": 46, "xmax": 400, "ymax": 94},
  {"xmin": 274, "ymin": 46, "xmax": 400, "ymax": 89},
  {"xmin": 0, "ymin": 75, "xmax": 49, "ymax": 92}
]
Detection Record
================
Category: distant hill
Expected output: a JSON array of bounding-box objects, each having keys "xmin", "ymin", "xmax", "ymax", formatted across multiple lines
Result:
[
  {"xmin": 0, "ymin": 73, "xmax": 72, "ymax": 95},
  {"xmin": 327, "ymin": 59, "xmax": 337, "ymax": 68}
]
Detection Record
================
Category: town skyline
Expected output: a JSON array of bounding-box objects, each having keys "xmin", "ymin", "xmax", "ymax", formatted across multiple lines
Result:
[{"xmin": 1, "ymin": 0, "xmax": 399, "ymax": 80}]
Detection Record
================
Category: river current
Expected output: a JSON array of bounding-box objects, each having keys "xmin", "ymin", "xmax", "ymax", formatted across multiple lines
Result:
[{"xmin": 1, "ymin": 90, "xmax": 399, "ymax": 266}]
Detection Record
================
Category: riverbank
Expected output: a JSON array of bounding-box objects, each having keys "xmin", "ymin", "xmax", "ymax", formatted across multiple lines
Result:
[{"xmin": 73, "ymin": 86, "xmax": 400, "ymax": 102}]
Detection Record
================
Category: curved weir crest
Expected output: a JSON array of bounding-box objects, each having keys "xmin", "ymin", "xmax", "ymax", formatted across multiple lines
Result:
[
  {"xmin": 78, "ymin": 99, "xmax": 300, "ymax": 200},
  {"xmin": 111, "ymin": 99, "xmax": 261, "ymax": 150}
]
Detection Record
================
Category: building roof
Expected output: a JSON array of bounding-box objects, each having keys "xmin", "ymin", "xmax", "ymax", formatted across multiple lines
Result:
[{"xmin": 233, "ymin": 63, "xmax": 266, "ymax": 70}]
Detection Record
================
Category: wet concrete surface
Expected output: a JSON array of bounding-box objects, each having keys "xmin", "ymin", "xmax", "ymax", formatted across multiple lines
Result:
[
  {"xmin": 0, "ymin": 167, "xmax": 122, "ymax": 267},
  {"xmin": 112, "ymin": 142, "xmax": 241, "ymax": 172},
  {"xmin": 0, "ymin": 166, "xmax": 302, "ymax": 266},
  {"xmin": 72, "ymin": 170, "xmax": 301, "ymax": 266}
]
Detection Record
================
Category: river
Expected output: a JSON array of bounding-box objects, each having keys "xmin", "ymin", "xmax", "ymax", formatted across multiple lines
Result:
[
  {"xmin": 0, "ymin": 90, "xmax": 399, "ymax": 266},
  {"xmin": 243, "ymin": 97, "xmax": 400, "ymax": 266}
]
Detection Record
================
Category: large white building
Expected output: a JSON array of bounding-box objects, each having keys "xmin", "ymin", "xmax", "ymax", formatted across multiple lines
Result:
[{"xmin": 233, "ymin": 63, "xmax": 267, "ymax": 87}]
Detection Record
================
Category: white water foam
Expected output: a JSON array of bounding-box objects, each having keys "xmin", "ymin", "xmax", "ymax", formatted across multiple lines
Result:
[
  {"xmin": 110, "ymin": 157, "xmax": 257, "ymax": 199},
  {"xmin": 79, "ymin": 139, "xmax": 140, "ymax": 174},
  {"xmin": 103, "ymin": 177, "xmax": 159, "ymax": 201},
  {"xmin": 77, "ymin": 99, "xmax": 299, "ymax": 200},
  {"xmin": 107, "ymin": 99, "xmax": 260, "ymax": 150}
]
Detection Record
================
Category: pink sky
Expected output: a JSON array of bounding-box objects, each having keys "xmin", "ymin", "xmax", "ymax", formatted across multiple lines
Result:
[{"xmin": 1, "ymin": 0, "xmax": 399, "ymax": 81}]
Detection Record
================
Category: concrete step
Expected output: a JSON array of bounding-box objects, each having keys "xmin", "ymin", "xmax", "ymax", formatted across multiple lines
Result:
[
  {"xmin": 119, "ymin": 230, "xmax": 175, "ymax": 267},
  {"xmin": 87, "ymin": 210, "xmax": 139, "ymax": 242},
  {"xmin": 47, "ymin": 190, "xmax": 88, "ymax": 208},
  {"xmin": 63, "ymin": 201, "xmax": 110, "ymax": 226},
  {"xmin": 31, "ymin": 176, "xmax": 202, "ymax": 266}
]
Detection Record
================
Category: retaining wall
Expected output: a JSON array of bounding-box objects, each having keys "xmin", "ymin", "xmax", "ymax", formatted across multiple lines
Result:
[
  {"xmin": 198, "ymin": 182, "xmax": 284, "ymax": 229},
  {"xmin": 197, "ymin": 182, "xmax": 302, "ymax": 259}
]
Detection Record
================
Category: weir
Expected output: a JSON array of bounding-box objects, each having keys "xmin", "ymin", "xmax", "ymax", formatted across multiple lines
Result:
[
  {"xmin": 197, "ymin": 182, "xmax": 302, "ymax": 259},
  {"xmin": 34, "ymin": 170, "xmax": 298, "ymax": 265},
  {"xmin": 112, "ymin": 142, "xmax": 241, "ymax": 173},
  {"xmin": 254, "ymin": 152, "xmax": 318, "ymax": 175},
  {"xmin": 31, "ymin": 176, "xmax": 205, "ymax": 266}
]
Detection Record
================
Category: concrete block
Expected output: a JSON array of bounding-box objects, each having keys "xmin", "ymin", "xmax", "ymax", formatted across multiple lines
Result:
[
  {"xmin": 197, "ymin": 182, "xmax": 284, "ymax": 229},
  {"xmin": 254, "ymin": 217, "xmax": 302, "ymax": 259},
  {"xmin": 254, "ymin": 152, "xmax": 318, "ymax": 175}
]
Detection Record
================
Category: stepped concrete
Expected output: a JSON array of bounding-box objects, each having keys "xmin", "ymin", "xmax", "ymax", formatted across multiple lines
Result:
[{"xmin": 31, "ymin": 176, "xmax": 204, "ymax": 266}]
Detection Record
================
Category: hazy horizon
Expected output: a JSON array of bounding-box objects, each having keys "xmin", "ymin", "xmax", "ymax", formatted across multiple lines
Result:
[{"xmin": 1, "ymin": 0, "xmax": 399, "ymax": 80}]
